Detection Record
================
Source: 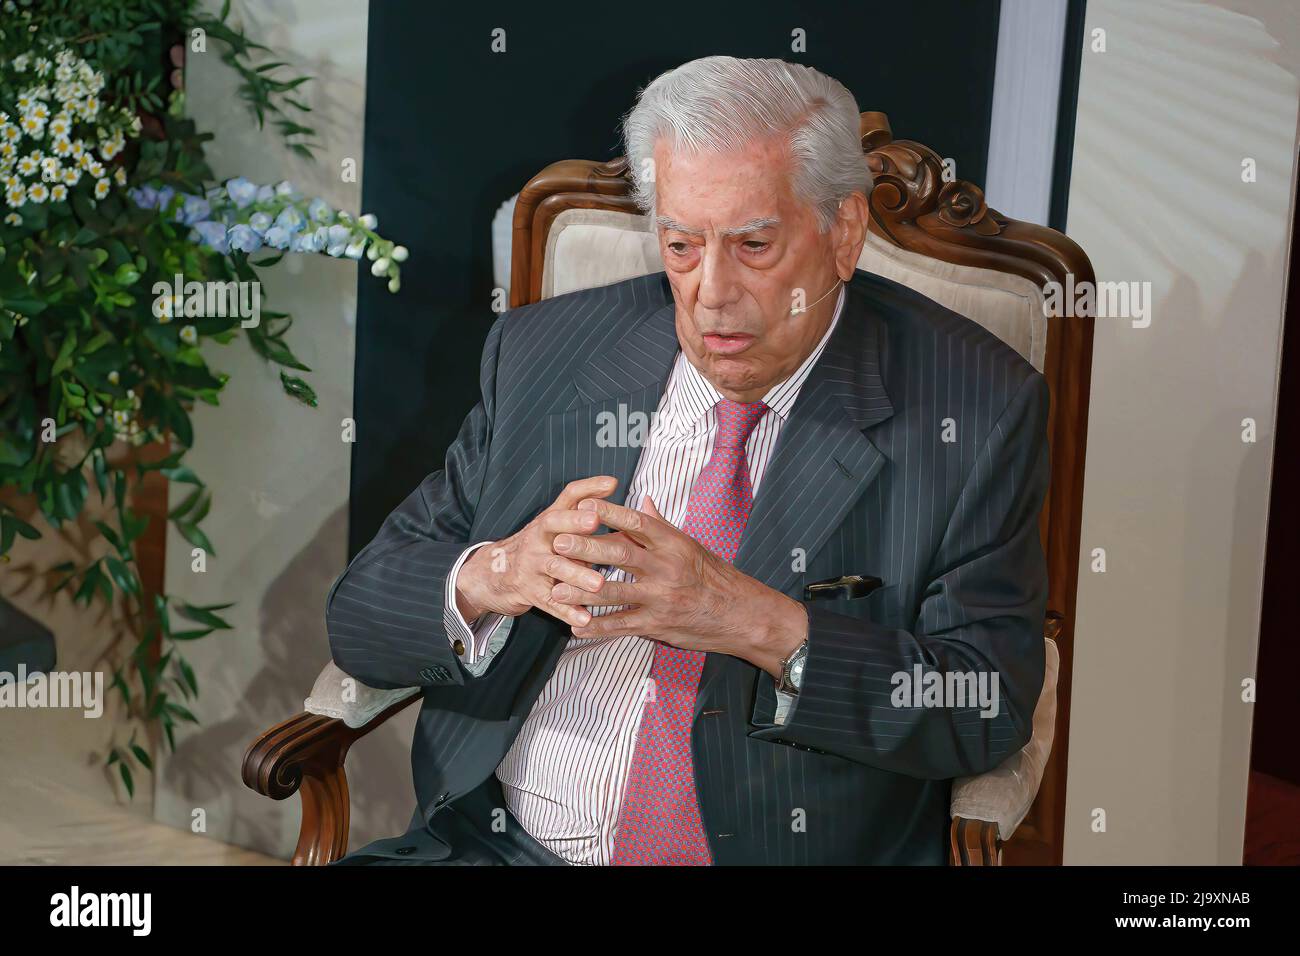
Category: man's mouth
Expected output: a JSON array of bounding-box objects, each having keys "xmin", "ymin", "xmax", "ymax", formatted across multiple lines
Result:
[{"xmin": 701, "ymin": 332, "xmax": 755, "ymax": 355}]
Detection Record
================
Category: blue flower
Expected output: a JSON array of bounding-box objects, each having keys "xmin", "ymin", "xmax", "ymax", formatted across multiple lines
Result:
[
  {"xmin": 155, "ymin": 186, "xmax": 176, "ymax": 214},
  {"xmin": 307, "ymin": 198, "xmax": 333, "ymax": 223},
  {"xmin": 176, "ymin": 195, "xmax": 211, "ymax": 225},
  {"xmin": 264, "ymin": 225, "xmax": 293, "ymax": 250},
  {"xmin": 129, "ymin": 185, "xmax": 158, "ymax": 209},
  {"xmin": 325, "ymin": 223, "xmax": 351, "ymax": 257},
  {"xmin": 291, "ymin": 231, "xmax": 320, "ymax": 253},
  {"xmin": 228, "ymin": 224, "xmax": 263, "ymax": 253},
  {"xmin": 190, "ymin": 221, "xmax": 229, "ymax": 254},
  {"xmin": 273, "ymin": 206, "xmax": 305, "ymax": 234},
  {"xmin": 225, "ymin": 176, "xmax": 258, "ymax": 209},
  {"xmin": 256, "ymin": 184, "xmax": 276, "ymax": 203},
  {"xmin": 249, "ymin": 211, "xmax": 273, "ymax": 235},
  {"xmin": 275, "ymin": 180, "xmax": 302, "ymax": 200}
]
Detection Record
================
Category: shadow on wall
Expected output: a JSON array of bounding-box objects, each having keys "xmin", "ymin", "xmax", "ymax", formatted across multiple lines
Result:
[{"xmin": 159, "ymin": 503, "xmax": 418, "ymax": 859}]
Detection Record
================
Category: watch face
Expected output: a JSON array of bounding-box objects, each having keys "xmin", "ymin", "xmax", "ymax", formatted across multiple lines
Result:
[{"xmin": 789, "ymin": 654, "xmax": 806, "ymax": 690}]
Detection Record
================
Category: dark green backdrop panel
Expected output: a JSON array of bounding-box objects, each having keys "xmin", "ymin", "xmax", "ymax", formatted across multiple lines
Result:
[{"xmin": 349, "ymin": 0, "xmax": 1002, "ymax": 554}]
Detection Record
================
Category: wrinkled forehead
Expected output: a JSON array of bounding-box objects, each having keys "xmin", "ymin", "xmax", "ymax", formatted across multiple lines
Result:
[{"xmin": 651, "ymin": 135, "xmax": 804, "ymax": 233}]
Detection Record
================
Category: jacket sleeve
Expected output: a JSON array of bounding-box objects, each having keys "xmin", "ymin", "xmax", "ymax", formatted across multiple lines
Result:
[
  {"xmin": 325, "ymin": 318, "xmax": 504, "ymax": 690},
  {"xmin": 750, "ymin": 373, "xmax": 1050, "ymax": 779}
]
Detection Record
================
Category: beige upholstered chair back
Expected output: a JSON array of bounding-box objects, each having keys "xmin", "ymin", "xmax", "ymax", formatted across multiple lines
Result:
[{"xmin": 537, "ymin": 207, "xmax": 1049, "ymax": 372}]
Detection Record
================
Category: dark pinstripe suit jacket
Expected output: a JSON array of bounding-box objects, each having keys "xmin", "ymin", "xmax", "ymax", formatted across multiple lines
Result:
[{"xmin": 327, "ymin": 268, "xmax": 1049, "ymax": 865}]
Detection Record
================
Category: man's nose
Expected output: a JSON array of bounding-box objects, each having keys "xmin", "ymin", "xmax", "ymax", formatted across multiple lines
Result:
[{"xmin": 695, "ymin": 243, "xmax": 741, "ymax": 312}]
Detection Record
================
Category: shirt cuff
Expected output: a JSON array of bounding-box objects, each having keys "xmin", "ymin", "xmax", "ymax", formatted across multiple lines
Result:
[
  {"xmin": 774, "ymin": 688, "xmax": 796, "ymax": 725},
  {"xmin": 443, "ymin": 541, "xmax": 507, "ymax": 665}
]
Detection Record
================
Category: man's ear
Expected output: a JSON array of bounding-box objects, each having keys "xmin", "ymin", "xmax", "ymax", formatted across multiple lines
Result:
[{"xmin": 833, "ymin": 191, "xmax": 869, "ymax": 281}]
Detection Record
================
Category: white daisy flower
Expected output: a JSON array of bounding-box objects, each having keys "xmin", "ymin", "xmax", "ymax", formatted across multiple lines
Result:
[
  {"xmin": 5, "ymin": 185, "xmax": 26, "ymax": 207},
  {"xmin": 93, "ymin": 177, "xmax": 109, "ymax": 198},
  {"xmin": 50, "ymin": 183, "xmax": 67, "ymax": 201},
  {"xmin": 3, "ymin": 212, "xmax": 21, "ymax": 226},
  {"xmin": 28, "ymin": 182, "xmax": 48, "ymax": 203},
  {"xmin": 179, "ymin": 325, "xmax": 198, "ymax": 345}
]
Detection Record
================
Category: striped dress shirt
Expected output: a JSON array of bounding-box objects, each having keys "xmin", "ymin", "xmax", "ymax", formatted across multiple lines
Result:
[{"xmin": 441, "ymin": 287, "xmax": 845, "ymax": 865}]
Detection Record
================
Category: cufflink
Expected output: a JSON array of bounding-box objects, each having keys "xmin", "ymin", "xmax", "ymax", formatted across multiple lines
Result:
[
  {"xmin": 452, "ymin": 639, "xmax": 466, "ymax": 657},
  {"xmin": 803, "ymin": 574, "xmax": 884, "ymax": 601}
]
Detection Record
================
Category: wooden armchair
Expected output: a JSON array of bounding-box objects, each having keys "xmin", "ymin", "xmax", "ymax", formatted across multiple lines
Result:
[{"xmin": 244, "ymin": 112, "xmax": 1095, "ymax": 867}]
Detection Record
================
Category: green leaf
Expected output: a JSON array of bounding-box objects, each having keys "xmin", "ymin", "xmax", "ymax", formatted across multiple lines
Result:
[
  {"xmin": 177, "ymin": 603, "xmax": 231, "ymax": 630},
  {"xmin": 119, "ymin": 762, "xmax": 134, "ymax": 799},
  {"xmin": 279, "ymin": 371, "xmax": 317, "ymax": 407},
  {"xmin": 168, "ymin": 487, "xmax": 203, "ymax": 521},
  {"xmin": 165, "ymin": 701, "xmax": 200, "ymax": 724},
  {"xmin": 177, "ymin": 658, "xmax": 199, "ymax": 698},
  {"xmin": 93, "ymin": 520, "xmax": 123, "ymax": 551},
  {"xmin": 129, "ymin": 744, "xmax": 154, "ymax": 772},
  {"xmin": 160, "ymin": 466, "xmax": 202, "ymax": 486},
  {"xmin": 175, "ymin": 520, "xmax": 214, "ymax": 555},
  {"xmin": 51, "ymin": 331, "xmax": 79, "ymax": 377},
  {"xmin": 105, "ymin": 556, "xmax": 140, "ymax": 595}
]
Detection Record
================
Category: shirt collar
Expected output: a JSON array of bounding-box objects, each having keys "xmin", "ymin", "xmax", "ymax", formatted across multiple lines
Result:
[{"xmin": 667, "ymin": 283, "xmax": 846, "ymax": 432}]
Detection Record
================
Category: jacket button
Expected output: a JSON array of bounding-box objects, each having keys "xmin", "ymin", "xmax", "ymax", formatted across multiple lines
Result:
[
  {"xmin": 435, "ymin": 792, "xmax": 450, "ymax": 805},
  {"xmin": 395, "ymin": 846, "xmax": 415, "ymax": 856},
  {"xmin": 452, "ymin": 639, "xmax": 466, "ymax": 657}
]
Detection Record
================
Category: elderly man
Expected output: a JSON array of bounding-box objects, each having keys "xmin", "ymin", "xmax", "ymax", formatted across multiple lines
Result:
[{"xmin": 327, "ymin": 55, "xmax": 1048, "ymax": 866}]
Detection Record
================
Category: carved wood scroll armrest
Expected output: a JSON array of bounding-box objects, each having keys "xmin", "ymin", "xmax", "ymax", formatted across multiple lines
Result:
[
  {"xmin": 242, "ymin": 695, "xmax": 420, "ymax": 866},
  {"xmin": 950, "ymin": 816, "xmax": 1001, "ymax": 866}
]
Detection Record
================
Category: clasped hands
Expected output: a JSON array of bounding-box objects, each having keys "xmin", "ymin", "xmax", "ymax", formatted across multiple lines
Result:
[{"xmin": 454, "ymin": 476, "xmax": 807, "ymax": 678}]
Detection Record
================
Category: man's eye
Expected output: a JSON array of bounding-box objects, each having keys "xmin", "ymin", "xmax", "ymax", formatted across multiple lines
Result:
[
  {"xmin": 667, "ymin": 241, "xmax": 690, "ymax": 255},
  {"xmin": 742, "ymin": 240, "xmax": 769, "ymax": 252}
]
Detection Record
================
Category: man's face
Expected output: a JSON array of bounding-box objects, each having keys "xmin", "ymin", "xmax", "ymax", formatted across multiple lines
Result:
[{"xmin": 654, "ymin": 135, "xmax": 863, "ymax": 402}]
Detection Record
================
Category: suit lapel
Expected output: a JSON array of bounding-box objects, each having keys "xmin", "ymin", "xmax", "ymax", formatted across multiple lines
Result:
[
  {"xmin": 696, "ymin": 280, "xmax": 895, "ymax": 716},
  {"xmin": 544, "ymin": 302, "xmax": 680, "ymax": 507}
]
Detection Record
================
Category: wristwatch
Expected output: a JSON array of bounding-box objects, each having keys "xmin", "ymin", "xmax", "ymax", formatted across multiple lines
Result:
[{"xmin": 777, "ymin": 640, "xmax": 809, "ymax": 695}]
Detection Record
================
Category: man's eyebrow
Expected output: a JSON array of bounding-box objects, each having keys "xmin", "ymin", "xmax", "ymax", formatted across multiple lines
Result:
[
  {"xmin": 655, "ymin": 216, "xmax": 704, "ymax": 236},
  {"xmin": 654, "ymin": 216, "xmax": 781, "ymax": 237},
  {"xmin": 721, "ymin": 217, "xmax": 781, "ymax": 236}
]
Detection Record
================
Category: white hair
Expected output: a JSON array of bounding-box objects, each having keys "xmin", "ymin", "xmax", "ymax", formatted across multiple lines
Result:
[{"xmin": 621, "ymin": 55, "xmax": 871, "ymax": 232}]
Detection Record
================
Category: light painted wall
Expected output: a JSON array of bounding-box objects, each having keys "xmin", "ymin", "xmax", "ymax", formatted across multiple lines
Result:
[
  {"xmin": 154, "ymin": 0, "xmax": 419, "ymax": 858},
  {"xmin": 1063, "ymin": 0, "xmax": 1298, "ymax": 863}
]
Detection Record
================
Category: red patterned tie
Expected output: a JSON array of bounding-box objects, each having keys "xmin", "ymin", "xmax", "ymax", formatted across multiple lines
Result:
[{"xmin": 611, "ymin": 398, "xmax": 768, "ymax": 865}]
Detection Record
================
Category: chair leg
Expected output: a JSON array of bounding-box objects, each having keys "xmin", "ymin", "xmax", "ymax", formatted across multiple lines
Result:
[{"xmin": 949, "ymin": 817, "xmax": 1001, "ymax": 866}]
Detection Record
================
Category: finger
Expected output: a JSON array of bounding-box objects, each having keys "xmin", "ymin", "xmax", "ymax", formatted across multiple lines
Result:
[
  {"xmin": 551, "ymin": 578, "xmax": 640, "ymax": 606},
  {"xmin": 550, "ymin": 475, "xmax": 618, "ymax": 512},
  {"xmin": 552, "ymin": 531, "xmax": 643, "ymax": 569},
  {"xmin": 539, "ymin": 554, "xmax": 606, "ymax": 593},
  {"xmin": 528, "ymin": 580, "xmax": 592, "ymax": 628},
  {"xmin": 546, "ymin": 597, "xmax": 593, "ymax": 628},
  {"xmin": 571, "ymin": 609, "xmax": 649, "ymax": 639},
  {"xmin": 640, "ymin": 495, "xmax": 664, "ymax": 521},
  {"xmin": 539, "ymin": 508, "xmax": 601, "ymax": 536},
  {"xmin": 576, "ymin": 498, "xmax": 666, "ymax": 548}
]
